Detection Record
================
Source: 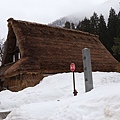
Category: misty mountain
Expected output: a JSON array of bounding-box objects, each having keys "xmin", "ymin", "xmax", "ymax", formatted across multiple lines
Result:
[
  {"xmin": 49, "ymin": 0, "xmax": 119, "ymax": 27},
  {"xmin": 48, "ymin": 16, "xmax": 81, "ymax": 28}
]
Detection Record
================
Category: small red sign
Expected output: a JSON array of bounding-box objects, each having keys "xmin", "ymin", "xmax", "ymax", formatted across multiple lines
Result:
[{"xmin": 70, "ymin": 63, "xmax": 75, "ymax": 72}]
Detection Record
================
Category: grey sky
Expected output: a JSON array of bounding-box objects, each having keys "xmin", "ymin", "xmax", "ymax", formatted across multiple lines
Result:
[{"xmin": 0, "ymin": 0, "xmax": 107, "ymax": 38}]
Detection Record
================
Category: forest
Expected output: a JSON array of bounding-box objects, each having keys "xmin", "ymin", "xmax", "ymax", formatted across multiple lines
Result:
[{"xmin": 64, "ymin": 8, "xmax": 120, "ymax": 62}]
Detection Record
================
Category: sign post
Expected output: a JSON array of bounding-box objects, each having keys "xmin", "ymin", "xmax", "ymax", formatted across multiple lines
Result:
[
  {"xmin": 82, "ymin": 48, "xmax": 93, "ymax": 92},
  {"xmin": 70, "ymin": 63, "xmax": 78, "ymax": 96}
]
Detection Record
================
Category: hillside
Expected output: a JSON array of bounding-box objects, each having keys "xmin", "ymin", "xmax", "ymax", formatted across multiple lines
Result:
[{"xmin": 49, "ymin": 0, "xmax": 119, "ymax": 27}]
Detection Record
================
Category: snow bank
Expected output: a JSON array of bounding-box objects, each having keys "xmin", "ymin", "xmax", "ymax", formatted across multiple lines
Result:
[{"xmin": 0, "ymin": 72, "xmax": 120, "ymax": 120}]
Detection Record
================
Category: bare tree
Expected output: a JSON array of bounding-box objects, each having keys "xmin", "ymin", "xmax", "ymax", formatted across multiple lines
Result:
[{"xmin": 0, "ymin": 38, "xmax": 5, "ymax": 64}]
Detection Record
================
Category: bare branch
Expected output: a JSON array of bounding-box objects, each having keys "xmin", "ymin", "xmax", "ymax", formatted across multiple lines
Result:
[{"xmin": 0, "ymin": 38, "xmax": 5, "ymax": 63}]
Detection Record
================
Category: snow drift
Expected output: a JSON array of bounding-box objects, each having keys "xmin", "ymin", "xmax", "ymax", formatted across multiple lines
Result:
[{"xmin": 0, "ymin": 72, "xmax": 120, "ymax": 120}]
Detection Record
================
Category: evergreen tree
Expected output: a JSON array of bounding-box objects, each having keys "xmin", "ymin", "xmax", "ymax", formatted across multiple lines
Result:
[
  {"xmin": 76, "ymin": 21, "xmax": 81, "ymax": 30},
  {"xmin": 107, "ymin": 8, "xmax": 118, "ymax": 51},
  {"xmin": 116, "ymin": 11, "xmax": 120, "ymax": 37},
  {"xmin": 78, "ymin": 17, "xmax": 91, "ymax": 33},
  {"xmin": 90, "ymin": 12, "xmax": 99, "ymax": 35},
  {"xmin": 112, "ymin": 37, "xmax": 120, "ymax": 61},
  {"xmin": 64, "ymin": 21, "xmax": 71, "ymax": 29},
  {"xmin": 98, "ymin": 14, "xmax": 110, "ymax": 50},
  {"xmin": 71, "ymin": 23, "xmax": 75, "ymax": 29}
]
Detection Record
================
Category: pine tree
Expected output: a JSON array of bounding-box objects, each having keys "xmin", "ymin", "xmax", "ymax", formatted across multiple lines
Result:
[
  {"xmin": 64, "ymin": 21, "xmax": 71, "ymax": 29},
  {"xmin": 76, "ymin": 21, "xmax": 81, "ymax": 30},
  {"xmin": 116, "ymin": 11, "xmax": 120, "ymax": 37},
  {"xmin": 78, "ymin": 17, "xmax": 91, "ymax": 33},
  {"xmin": 90, "ymin": 12, "xmax": 99, "ymax": 35},
  {"xmin": 112, "ymin": 37, "xmax": 120, "ymax": 61},
  {"xmin": 107, "ymin": 8, "xmax": 118, "ymax": 51},
  {"xmin": 98, "ymin": 14, "xmax": 110, "ymax": 50},
  {"xmin": 71, "ymin": 23, "xmax": 75, "ymax": 29}
]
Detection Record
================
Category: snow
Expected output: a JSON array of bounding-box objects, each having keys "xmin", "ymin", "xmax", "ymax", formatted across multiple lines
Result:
[{"xmin": 0, "ymin": 72, "xmax": 120, "ymax": 120}]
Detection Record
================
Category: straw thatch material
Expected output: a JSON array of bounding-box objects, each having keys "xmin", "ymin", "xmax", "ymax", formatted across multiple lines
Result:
[{"xmin": 0, "ymin": 18, "xmax": 120, "ymax": 91}]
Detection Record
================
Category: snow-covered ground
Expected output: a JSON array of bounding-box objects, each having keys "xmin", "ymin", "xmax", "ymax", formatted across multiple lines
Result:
[{"xmin": 0, "ymin": 72, "xmax": 120, "ymax": 120}]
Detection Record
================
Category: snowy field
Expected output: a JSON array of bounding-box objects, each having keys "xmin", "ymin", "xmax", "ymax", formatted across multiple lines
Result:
[{"xmin": 0, "ymin": 72, "xmax": 120, "ymax": 120}]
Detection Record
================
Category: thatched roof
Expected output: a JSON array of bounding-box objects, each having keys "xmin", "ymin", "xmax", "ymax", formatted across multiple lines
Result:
[{"xmin": 0, "ymin": 18, "xmax": 120, "ymax": 78}]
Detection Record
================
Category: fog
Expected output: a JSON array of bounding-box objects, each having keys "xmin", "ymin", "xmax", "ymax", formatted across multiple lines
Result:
[{"xmin": 0, "ymin": 0, "xmax": 113, "ymax": 38}]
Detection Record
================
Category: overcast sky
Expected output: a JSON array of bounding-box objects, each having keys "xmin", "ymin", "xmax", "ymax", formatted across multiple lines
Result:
[{"xmin": 0, "ymin": 0, "xmax": 108, "ymax": 38}]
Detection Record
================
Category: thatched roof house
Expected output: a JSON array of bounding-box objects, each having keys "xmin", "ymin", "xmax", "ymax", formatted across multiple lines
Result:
[{"xmin": 0, "ymin": 18, "xmax": 119, "ymax": 91}]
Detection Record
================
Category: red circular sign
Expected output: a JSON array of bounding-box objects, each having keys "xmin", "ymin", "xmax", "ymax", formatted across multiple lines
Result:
[{"xmin": 70, "ymin": 63, "xmax": 75, "ymax": 72}]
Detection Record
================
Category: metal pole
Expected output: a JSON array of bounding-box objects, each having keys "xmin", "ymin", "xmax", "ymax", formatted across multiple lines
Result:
[{"xmin": 73, "ymin": 71, "xmax": 78, "ymax": 96}]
